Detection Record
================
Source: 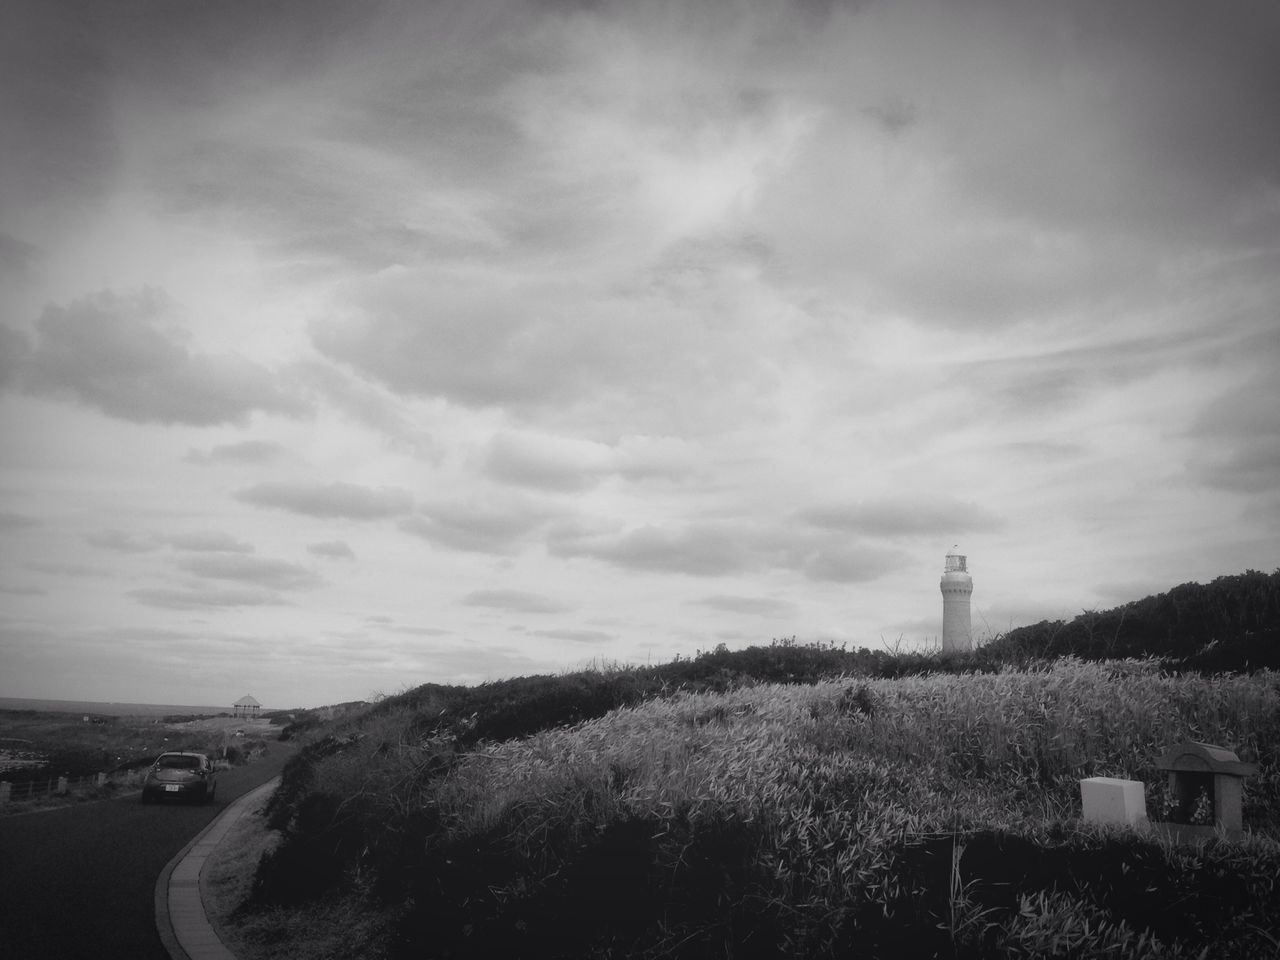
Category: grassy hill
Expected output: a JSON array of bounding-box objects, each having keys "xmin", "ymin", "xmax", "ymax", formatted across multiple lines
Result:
[{"xmin": 227, "ymin": 570, "xmax": 1280, "ymax": 959}]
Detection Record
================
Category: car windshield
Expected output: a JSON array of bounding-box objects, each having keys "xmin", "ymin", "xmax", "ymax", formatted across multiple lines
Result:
[{"xmin": 157, "ymin": 755, "xmax": 202, "ymax": 769}]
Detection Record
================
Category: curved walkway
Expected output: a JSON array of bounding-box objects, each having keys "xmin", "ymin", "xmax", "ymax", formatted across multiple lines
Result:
[{"xmin": 155, "ymin": 776, "xmax": 279, "ymax": 960}]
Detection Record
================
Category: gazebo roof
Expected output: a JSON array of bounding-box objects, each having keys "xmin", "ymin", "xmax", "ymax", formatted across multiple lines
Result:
[{"xmin": 234, "ymin": 694, "xmax": 261, "ymax": 706}]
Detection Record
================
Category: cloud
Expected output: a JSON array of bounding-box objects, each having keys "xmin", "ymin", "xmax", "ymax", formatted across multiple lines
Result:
[
  {"xmin": 0, "ymin": 511, "xmax": 38, "ymax": 530},
  {"xmin": 693, "ymin": 595, "xmax": 798, "ymax": 618},
  {"xmin": 462, "ymin": 589, "xmax": 573, "ymax": 614},
  {"xmin": 484, "ymin": 431, "xmax": 612, "ymax": 492},
  {"xmin": 26, "ymin": 561, "xmax": 111, "ymax": 578},
  {"xmin": 176, "ymin": 554, "xmax": 323, "ymax": 590},
  {"xmin": 0, "ymin": 585, "xmax": 47, "ymax": 596},
  {"xmin": 166, "ymin": 531, "xmax": 256, "ymax": 553},
  {"xmin": 292, "ymin": 361, "xmax": 438, "ymax": 456},
  {"xmin": 0, "ymin": 326, "xmax": 31, "ymax": 389},
  {"xmin": 0, "ymin": 232, "xmax": 40, "ymax": 279},
  {"xmin": 1186, "ymin": 376, "xmax": 1280, "ymax": 494},
  {"xmin": 308, "ymin": 540, "xmax": 356, "ymax": 560},
  {"xmin": 531, "ymin": 628, "xmax": 614, "ymax": 644},
  {"xmin": 385, "ymin": 624, "xmax": 452, "ymax": 637},
  {"xmin": 550, "ymin": 522, "xmax": 757, "ymax": 576},
  {"xmin": 399, "ymin": 499, "xmax": 550, "ymax": 554},
  {"xmin": 235, "ymin": 481, "xmax": 413, "ymax": 519},
  {"xmin": 19, "ymin": 289, "xmax": 310, "ymax": 425},
  {"xmin": 483, "ymin": 430, "xmax": 700, "ymax": 491},
  {"xmin": 798, "ymin": 545, "xmax": 911, "ymax": 584},
  {"xmin": 128, "ymin": 586, "xmax": 288, "ymax": 610},
  {"xmin": 85, "ymin": 529, "xmax": 160, "ymax": 553},
  {"xmin": 312, "ymin": 265, "xmax": 787, "ymax": 433},
  {"xmin": 797, "ymin": 496, "xmax": 1004, "ymax": 538},
  {"xmin": 184, "ymin": 440, "xmax": 286, "ymax": 464},
  {"xmin": 547, "ymin": 515, "xmax": 913, "ymax": 583}
]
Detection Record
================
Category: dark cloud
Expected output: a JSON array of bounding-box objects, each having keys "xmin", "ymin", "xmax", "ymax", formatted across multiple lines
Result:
[
  {"xmin": 387, "ymin": 625, "xmax": 453, "ymax": 637},
  {"xmin": 532, "ymin": 628, "xmax": 614, "ymax": 644},
  {"xmin": 917, "ymin": 0, "xmax": 1280, "ymax": 246},
  {"xmin": 1192, "ymin": 443, "xmax": 1280, "ymax": 496},
  {"xmin": 311, "ymin": 271, "xmax": 777, "ymax": 430},
  {"xmin": 863, "ymin": 96, "xmax": 917, "ymax": 136},
  {"xmin": 693, "ymin": 595, "xmax": 797, "ymax": 618},
  {"xmin": 999, "ymin": 441, "xmax": 1084, "ymax": 463},
  {"xmin": 85, "ymin": 529, "xmax": 160, "ymax": 553},
  {"xmin": 311, "ymin": 280, "xmax": 588, "ymax": 410},
  {"xmin": 0, "ymin": 584, "xmax": 46, "ymax": 596},
  {"xmin": 0, "ymin": 510, "xmax": 38, "ymax": 530},
  {"xmin": 550, "ymin": 523, "xmax": 756, "ymax": 576},
  {"xmin": 968, "ymin": 322, "xmax": 1243, "ymax": 414},
  {"xmin": 483, "ymin": 431, "xmax": 699, "ymax": 490},
  {"xmin": 308, "ymin": 540, "xmax": 356, "ymax": 560},
  {"xmin": 184, "ymin": 440, "xmax": 286, "ymax": 464},
  {"xmin": 0, "ymin": 233, "xmax": 40, "ymax": 279},
  {"xmin": 799, "ymin": 545, "xmax": 910, "ymax": 584},
  {"xmin": 26, "ymin": 561, "xmax": 110, "ymax": 578},
  {"xmin": 0, "ymin": 2, "xmax": 117, "ymax": 210},
  {"xmin": 798, "ymin": 497, "xmax": 1003, "ymax": 538},
  {"xmin": 462, "ymin": 589, "xmax": 573, "ymax": 614},
  {"xmin": 235, "ymin": 481, "xmax": 413, "ymax": 519},
  {"xmin": 1186, "ymin": 375, "xmax": 1280, "ymax": 494},
  {"xmin": 128, "ymin": 586, "xmax": 287, "ymax": 610},
  {"xmin": 293, "ymin": 361, "xmax": 437, "ymax": 455},
  {"xmin": 167, "ymin": 531, "xmax": 256, "ymax": 553},
  {"xmin": 549, "ymin": 515, "xmax": 913, "ymax": 583},
  {"xmin": 176, "ymin": 554, "xmax": 323, "ymax": 590},
  {"xmin": 399, "ymin": 500, "xmax": 548, "ymax": 554},
  {"xmin": 20, "ymin": 290, "xmax": 309, "ymax": 425},
  {"xmin": 0, "ymin": 326, "xmax": 31, "ymax": 390},
  {"xmin": 484, "ymin": 432, "xmax": 602, "ymax": 492}
]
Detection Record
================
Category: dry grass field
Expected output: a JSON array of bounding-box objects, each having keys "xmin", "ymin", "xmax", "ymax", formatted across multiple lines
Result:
[{"xmin": 217, "ymin": 655, "xmax": 1280, "ymax": 959}]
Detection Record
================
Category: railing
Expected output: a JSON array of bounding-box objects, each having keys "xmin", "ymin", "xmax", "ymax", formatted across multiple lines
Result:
[{"xmin": 0, "ymin": 770, "xmax": 143, "ymax": 806}]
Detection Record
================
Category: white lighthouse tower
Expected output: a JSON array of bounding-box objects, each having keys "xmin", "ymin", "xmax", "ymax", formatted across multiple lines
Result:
[{"xmin": 940, "ymin": 549, "xmax": 973, "ymax": 652}]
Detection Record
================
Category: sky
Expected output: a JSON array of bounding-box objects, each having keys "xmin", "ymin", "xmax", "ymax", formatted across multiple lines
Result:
[{"xmin": 1, "ymin": 0, "xmax": 1277, "ymax": 709}]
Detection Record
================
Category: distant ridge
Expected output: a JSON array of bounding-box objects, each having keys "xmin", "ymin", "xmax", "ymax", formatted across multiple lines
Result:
[{"xmin": 0, "ymin": 697, "xmax": 230, "ymax": 717}]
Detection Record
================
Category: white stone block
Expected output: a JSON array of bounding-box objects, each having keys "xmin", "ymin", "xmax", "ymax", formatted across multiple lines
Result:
[{"xmin": 1080, "ymin": 777, "xmax": 1146, "ymax": 826}]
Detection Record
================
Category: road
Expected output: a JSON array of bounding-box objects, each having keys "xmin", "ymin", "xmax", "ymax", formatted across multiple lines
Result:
[{"xmin": 0, "ymin": 741, "xmax": 296, "ymax": 960}]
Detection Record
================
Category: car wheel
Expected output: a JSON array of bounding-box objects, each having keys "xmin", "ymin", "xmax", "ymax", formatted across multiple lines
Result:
[{"xmin": 140, "ymin": 790, "xmax": 152, "ymax": 804}]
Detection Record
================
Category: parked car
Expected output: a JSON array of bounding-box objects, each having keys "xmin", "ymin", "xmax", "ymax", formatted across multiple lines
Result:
[{"xmin": 140, "ymin": 751, "xmax": 217, "ymax": 804}]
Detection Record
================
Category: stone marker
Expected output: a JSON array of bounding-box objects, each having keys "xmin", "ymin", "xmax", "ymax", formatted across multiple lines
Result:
[
  {"xmin": 1080, "ymin": 776, "xmax": 1147, "ymax": 827},
  {"xmin": 1154, "ymin": 740, "xmax": 1256, "ymax": 840}
]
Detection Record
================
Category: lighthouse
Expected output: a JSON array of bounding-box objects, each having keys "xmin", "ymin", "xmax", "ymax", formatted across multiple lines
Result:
[{"xmin": 940, "ymin": 549, "xmax": 973, "ymax": 652}]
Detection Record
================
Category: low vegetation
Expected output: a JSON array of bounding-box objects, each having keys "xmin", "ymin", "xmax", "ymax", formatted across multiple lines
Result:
[
  {"xmin": 0, "ymin": 712, "xmax": 277, "ymax": 813},
  {"xmin": 226, "ymin": 570, "xmax": 1280, "ymax": 959}
]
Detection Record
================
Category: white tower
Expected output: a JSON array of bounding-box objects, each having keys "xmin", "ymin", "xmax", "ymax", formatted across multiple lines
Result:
[{"xmin": 940, "ymin": 549, "xmax": 973, "ymax": 652}]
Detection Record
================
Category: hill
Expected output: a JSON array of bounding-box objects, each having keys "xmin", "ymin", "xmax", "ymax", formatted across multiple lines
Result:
[
  {"xmin": 986, "ymin": 568, "xmax": 1280, "ymax": 669},
  {"xmin": 222, "ymin": 569, "xmax": 1280, "ymax": 959}
]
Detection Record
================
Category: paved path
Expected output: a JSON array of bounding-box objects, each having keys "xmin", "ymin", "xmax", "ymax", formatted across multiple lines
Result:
[
  {"xmin": 156, "ymin": 776, "xmax": 279, "ymax": 960},
  {"xmin": 0, "ymin": 743, "xmax": 295, "ymax": 959}
]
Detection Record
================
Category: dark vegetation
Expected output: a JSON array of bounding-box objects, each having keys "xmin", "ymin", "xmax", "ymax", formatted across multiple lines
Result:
[
  {"xmin": 241, "ymin": 570, "xmax": 1280, "ymax": 959},
  {"xmin": 985, "ymin": 568, "xmax": 1280, "ymax": 671},
  {"xmin": 0, "ymin": 711, "xmax": 276, "ymax": 790}
]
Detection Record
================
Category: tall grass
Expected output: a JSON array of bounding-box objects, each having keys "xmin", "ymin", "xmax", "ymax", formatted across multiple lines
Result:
[
  {"xmin": 443, "ymin": 657, "xmax": 1278, "ymax": 836},
  {"xmin": 248, "ymin": 658, "xmax": 1280, "ymax": 958}
]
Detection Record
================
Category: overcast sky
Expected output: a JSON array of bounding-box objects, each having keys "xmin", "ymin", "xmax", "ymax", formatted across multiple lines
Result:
[{"xmin": 1, "ymin": 0, "xmax": 1277, "ymax": 708}]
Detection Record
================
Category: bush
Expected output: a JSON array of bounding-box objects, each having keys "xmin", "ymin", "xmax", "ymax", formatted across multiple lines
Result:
[{"xmin": 240, "ymin": 568, "xmax": 1280, "ymax": 957}]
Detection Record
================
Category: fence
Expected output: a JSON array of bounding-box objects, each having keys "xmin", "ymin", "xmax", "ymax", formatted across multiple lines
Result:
[{"xmin": 0, "ymin": 771, "xmax": 124, "ymax": 806}]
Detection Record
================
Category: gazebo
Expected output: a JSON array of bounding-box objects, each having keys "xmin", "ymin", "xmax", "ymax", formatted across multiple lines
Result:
[{"xmin": 233, "ymin": 694, "xmax": 261, "ymax": 719}]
